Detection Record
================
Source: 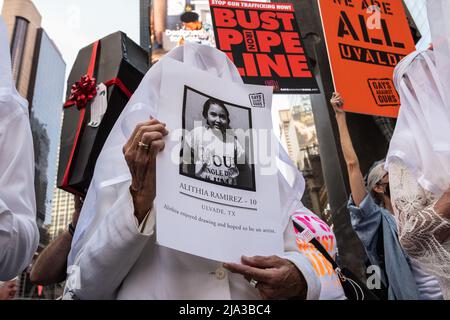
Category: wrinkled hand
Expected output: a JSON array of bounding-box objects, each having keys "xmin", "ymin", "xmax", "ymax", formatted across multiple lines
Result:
[
  {"xmin": 123, "ymin": 118, "xmax": 168, "ymax": 223},
  {"xmin": 330, "ymin": 92, "xmax": 345, "ymax": 114},
  {"xmin": 224, "ymin": 255, "xmax": 307, "ymax": 300}
]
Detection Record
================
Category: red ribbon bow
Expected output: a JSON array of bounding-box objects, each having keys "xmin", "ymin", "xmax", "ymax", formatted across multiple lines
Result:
[
  {"xmin": 68, "ymin": 74, "xmax": 98, "ymax": 109},
  {"xmin": 61, "ymin": 40, "xmax": 133, "ymax": 195}
]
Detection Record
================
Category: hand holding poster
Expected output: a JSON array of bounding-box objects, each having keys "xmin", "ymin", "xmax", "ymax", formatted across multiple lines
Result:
[
  {"xmin": 156, "ymin": 58, "xmax": 283, "ymax": 263},
  {"xmin": 210, "ymin": 0, "xmax": 320, "ymax": 94},
  {"xmin": 318, "ymin": 0, "xmax": 416, "ymax": 117}
]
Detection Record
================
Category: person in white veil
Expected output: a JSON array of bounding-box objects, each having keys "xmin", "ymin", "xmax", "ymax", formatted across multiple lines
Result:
[
  {"xmin": 64, "ymin": 42, "xmax": 345, "ymax": 300},
  {"xmin": 0, "ymin": 17, "xmax": 39, "ymax": 280},
  {"xmin": 386, "ymin": 0, "xmax": 450, "ymax": 299}
]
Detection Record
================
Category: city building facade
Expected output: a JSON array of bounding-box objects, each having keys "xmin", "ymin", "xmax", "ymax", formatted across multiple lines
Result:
[
  {"xmin": 140, "ymin": 0, "xmax": 151, "ymax": 52},
  {"xmin": 28, "ymin": 28, "xmax": 66, "ymax": 229},
  {"xmin": 278, "ymin": 96, "xmax": 329, "ymax": 222},
  {"xmin": 1, "ymin": 0, "xmax": 41, "ymax": 98},
  {"xmin": 49, "ymin": 187, "xmax": 74, "ymax": 241}
]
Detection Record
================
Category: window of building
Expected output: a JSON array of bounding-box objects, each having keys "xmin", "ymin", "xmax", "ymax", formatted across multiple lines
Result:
[
  {"xmin": 276, "ymin": 95, "xmax": 330, "ymax": 224},
  {"xmin": 10, "ymin": 16, "xmax": 29, "ymax": 85}
]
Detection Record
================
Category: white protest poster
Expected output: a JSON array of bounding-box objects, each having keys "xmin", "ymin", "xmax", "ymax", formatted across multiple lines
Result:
[{"xmin": 156, "ymin": 58, "xmax": 282, "ymax": 263}]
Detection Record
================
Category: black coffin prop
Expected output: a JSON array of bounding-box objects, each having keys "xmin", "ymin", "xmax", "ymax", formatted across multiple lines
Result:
[{"xmin": 57, "ymin": 31, "xmax": 149, "ymax": 195}]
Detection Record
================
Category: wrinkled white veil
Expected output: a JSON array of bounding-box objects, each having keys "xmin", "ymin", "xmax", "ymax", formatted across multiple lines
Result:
[
  {"xmin": 386, "ymin": 0, "xmax": 450, "ymax": 195},
  {"xmin": 68, "ymin": 42, "xmax": 305, "ymax": 265}
]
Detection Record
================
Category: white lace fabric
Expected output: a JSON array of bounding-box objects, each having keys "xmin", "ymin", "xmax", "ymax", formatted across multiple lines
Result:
[{"xmin": 389, "ymin": 158, "xmax": 450, "ymax": 299}]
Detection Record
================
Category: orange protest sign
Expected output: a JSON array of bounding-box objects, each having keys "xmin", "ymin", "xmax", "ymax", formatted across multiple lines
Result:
[{"xmin": 318, "ymin": 0, "xmax": 416, "ymax": 118}]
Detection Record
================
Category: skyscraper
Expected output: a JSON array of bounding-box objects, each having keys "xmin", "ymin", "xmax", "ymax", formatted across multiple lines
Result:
[
  {"xmin": 49, "ymin": 121, "xmax": 75, "ymax": 242},
  {"xmin": 28, "ymin": 28, "xmax": 66, "ymax": 230},
  {"xmin": 1, "ymin": 0, "xmax": 42, "ymax": 98},
  {"xmin": 140, "ymin": 0, "xmax": 151, "ymax": 52},
  {"xmin": 49, "ymin": 186, "xmax": 75, "ymax": 241},
  {"xmin": 278, "ymin": 97, "xmax": 327, "ymax": 219}
]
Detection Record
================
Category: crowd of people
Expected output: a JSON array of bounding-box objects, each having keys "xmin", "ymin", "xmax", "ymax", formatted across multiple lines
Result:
[{"xmin": 1, "ymin": 1, "xmax": 449, "ymax": 300}]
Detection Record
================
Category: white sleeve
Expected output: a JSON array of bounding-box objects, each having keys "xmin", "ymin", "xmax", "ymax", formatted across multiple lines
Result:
[
  {"xmin": 283, "ymin": 210, "xmax": 347, "ymax": 300},
  {"xmin": 282, "ymin": 218, "xmax": 321, "ymax": 300},
  {"xmin": 65, "ymin": 183, "xmax": 155, "ymax": 300},
  {"xmin": 0, "ymin": 108, "xmax": 39, "ymax": 280}
]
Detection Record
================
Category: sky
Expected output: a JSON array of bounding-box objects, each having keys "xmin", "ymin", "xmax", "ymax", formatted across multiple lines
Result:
[{"xmin": 0, "ymin": 0, "xmax": 140, "ymax": 81}]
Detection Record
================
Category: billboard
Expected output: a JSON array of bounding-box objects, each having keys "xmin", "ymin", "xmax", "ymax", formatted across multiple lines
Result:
[
  {"xmin": 318, "ymin": 0, "xmax": 416, "ymax": 117},
  {"xmin": 210, "ymin": 0, "xmax": 320, "ymax": 94}
]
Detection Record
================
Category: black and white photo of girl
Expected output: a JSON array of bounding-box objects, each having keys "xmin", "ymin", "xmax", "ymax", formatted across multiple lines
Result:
[{"xmin": 180, "ymin": 87, "xmax": 255, "ymax": 191}]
